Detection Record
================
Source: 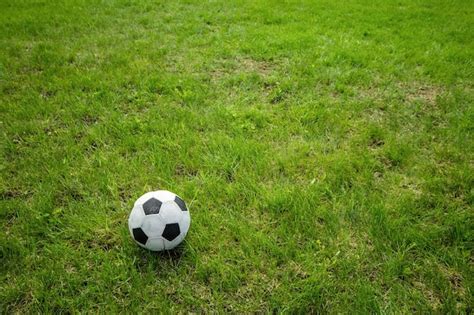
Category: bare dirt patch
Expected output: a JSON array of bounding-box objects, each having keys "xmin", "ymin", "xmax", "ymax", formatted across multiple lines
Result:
[
  {"xmin": 357, "ymin": 82, "xmax": 445, "ymax": 105},
  {"xmin": 400, "ymin": 83, "xmax": 444, "ymax": 105},
  {"xmin": 210, "ymin": 57, "xmax": 277, "ymax": 81},
  {"xmin": 239, "ymin": 58, "xmax": 274, "ymax": 76}
]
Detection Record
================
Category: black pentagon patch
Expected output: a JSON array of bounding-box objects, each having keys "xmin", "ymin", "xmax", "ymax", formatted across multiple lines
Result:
[
  {"xmin": 132, "ymin": 227, "xmax": 148, "ymax": 245},
  {"xmin": 143, "ymin": 198, "xmax": 162, "ymax": 215},
  {"xmin": 174, "ymin": 196, "xmax": 188, "ymax": 211},
  {"xmin": 162, "ymin": 223, "xmax": 180, "ymax": 241}
]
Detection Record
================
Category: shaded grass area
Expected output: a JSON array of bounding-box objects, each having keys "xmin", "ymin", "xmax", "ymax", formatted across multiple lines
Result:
[{"xmin": 1, "ymin": 0, "xmax": 473, "ymax": 312}]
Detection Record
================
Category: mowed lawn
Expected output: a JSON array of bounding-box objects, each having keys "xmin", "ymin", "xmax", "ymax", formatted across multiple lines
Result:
[{"xmin": 1, "ymin": 0, "xmax": 473, "ymax": 312}]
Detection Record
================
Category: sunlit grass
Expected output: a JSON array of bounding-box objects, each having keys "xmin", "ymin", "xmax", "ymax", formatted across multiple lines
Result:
[{"xmin": 1, "ymin": 0, "xmax": 473, "ymax": 312}]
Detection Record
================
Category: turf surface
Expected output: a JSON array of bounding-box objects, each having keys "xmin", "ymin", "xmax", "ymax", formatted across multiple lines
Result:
[{"xmin": 1, "ymin": 0, "xmax": 473, "ymax": 312}]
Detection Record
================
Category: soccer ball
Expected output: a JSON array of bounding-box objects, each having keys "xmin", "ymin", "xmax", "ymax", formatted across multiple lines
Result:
[{"xmin": 128, "ymin": 190, "xmax": 190, "ymax": 251}]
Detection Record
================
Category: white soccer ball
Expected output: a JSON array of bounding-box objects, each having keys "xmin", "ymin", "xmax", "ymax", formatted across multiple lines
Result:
[{"xmin": 128, "ymin": 190, "xmax": 190, "ymax": 251}]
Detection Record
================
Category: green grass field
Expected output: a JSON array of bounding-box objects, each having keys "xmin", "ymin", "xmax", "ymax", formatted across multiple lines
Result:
[{"xmin": 1, "ymin": 0, "xmax": 473, "ymax": 312}]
